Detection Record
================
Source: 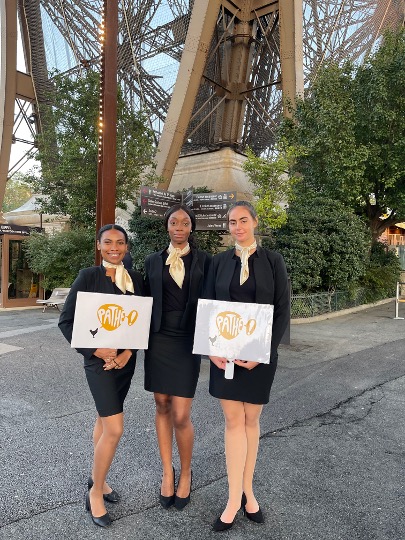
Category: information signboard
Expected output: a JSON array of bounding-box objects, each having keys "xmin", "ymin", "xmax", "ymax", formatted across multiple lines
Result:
[
  {"xmin": 140, "ymin": 186, "xmax": 181, "ymax": 218},
  {"xmin": 140, "ymin": 187, "xmax": 237, "ymax": 229}
]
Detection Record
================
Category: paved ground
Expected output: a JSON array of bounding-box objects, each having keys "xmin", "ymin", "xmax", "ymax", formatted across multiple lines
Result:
[{"xmin": 0, "ymin": 301, "xmax": 404, "ymax": 540}]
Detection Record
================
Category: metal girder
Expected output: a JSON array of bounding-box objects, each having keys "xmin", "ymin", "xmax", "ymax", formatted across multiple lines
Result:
[
  {"xmin": 0, "ymin": 0, "xmax": 400, "ymax": 204},
  {"xmin": 156, "ymin": 0, "xmax": 223, "ymax": 187},
  {"xmin": 155, "ymin": 0, "xmax": 304, "ymax": 184},
  {"xmin": 0, "ymin": 0, "xmax": 36, "ymax": 205}
]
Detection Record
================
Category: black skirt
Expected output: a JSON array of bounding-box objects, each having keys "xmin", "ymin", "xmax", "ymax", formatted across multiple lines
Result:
[
  {"xmin": 84, "ymin": 352, "xmax": 136, "ymax": 417},
  {"xmin": 209, "ymin": 359, "xmax": 277, "ymax": 405},
  {"xmin": 144, "ymin": 311, "xmax": 201, "ymax": 398}
]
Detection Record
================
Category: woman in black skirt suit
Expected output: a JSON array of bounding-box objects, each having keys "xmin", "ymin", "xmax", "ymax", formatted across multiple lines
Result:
[
  {"xmin": 204, "ymin": 202, "xmax": 290, "ymax": 531},
  {"xmin": 59, "ymin": 224, "xmax": 144, "ymax": 528},
  {"xmin": 144, "ymin": 204, "xmax": 211, "ymax": 510}
]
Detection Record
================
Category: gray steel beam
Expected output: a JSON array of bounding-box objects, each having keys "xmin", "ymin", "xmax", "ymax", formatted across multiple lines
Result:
[{"xmin": 156, "ymin": 0, "xmax": 222, "ymax": 187}]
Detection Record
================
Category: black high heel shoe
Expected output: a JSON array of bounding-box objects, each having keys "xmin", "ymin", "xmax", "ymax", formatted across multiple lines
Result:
[
  {"xmin": 241, "ymin": 492, "xmax": 264, "ymax": 523},
  {"xmin": 213, "ymin": 516, "xmax": 235, "ymax": 532},
  {"xmin": 174, "ymin": 470, "xmax": 192, "ymax": 510},
  {"xmin": 85, "ymin": 492, "xmax": 111, "ymax": 528},
  {"xmin": 88, "ymin": 477, "xmax": 120, "ymax": 503},
  {"xmin": 159, "ymin": 466, "xmax": 175, "ymax": 509}
]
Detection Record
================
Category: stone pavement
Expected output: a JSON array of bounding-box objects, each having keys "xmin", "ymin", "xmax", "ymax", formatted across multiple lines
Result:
[{"xmin": 0, "ymin": 301, "xmax": 404, "ymax": 540}]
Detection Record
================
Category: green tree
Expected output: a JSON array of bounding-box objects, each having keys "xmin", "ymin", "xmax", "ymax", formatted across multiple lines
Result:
[
  {"xmin": 281, "ymin": 29, "xmax": 405, "ymax": 242},
  {"xmin": 242, "ymin": 146, "xmax": 296, "ymax": 233},
  {"xmin": 2, "ymin": 172, "xmax": 33, "ymax": 212},
  {"xmin": 274, "ymin": 191, "xmax": 371, "ymax": 293},
  {"xmin": 31, "ymin": 69, "xmax": 156, "ymax": 228},
  {"xmin": 360, "ymin": 242, "xmax": 400, "ymax": 302},
  {"xmin": 23, "ymin": 229, "xmax": 94, "ymax": 290}
]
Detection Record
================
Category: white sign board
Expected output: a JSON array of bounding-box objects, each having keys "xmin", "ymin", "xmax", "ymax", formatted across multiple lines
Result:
[
  {"xmin": 71, "ymin": 292, "xmax": 153, "ymax": 350},
  {"xmin": 192, "ymin": 299, "xmax": 274, "ymax": 378}
]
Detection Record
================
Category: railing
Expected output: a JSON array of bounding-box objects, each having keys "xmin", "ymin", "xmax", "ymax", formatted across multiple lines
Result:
[
  {"xmin": 291, "ymin": 289, "xmax": 373, "ymax": 319},
  {"xmin": 388, "ymin": 234, "xmax": 405, "ymax": 246}
]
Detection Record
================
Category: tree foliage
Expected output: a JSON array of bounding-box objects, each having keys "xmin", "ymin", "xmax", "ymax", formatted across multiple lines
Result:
[
  {"xmin": 281, "ymin": 29, "xmax": 405, "ymax": 242},
  {"xmin": 274, "ymin": 191, "xmax": 371, "ymax": 293},
  {"xmin": 360, "ymin": 242, "xmax": 400, "ymax": 302},
  {"xmin": 2, "ymin": 172, "xmax": 33, "ymax": 212},
  {"xmin": 128, "ymin": 187, "xmax": 224, "ymax": 273},
  {"xmin": 23, "ymin": 229, "xmax": 94, "ymax": 290},
  {"xmin": 31, "ymin": 69, "xmax": 156, "ymax": 228},
  {"xmin": 242, "ymin": 147, "xmax": 296, "ymax": 233}
]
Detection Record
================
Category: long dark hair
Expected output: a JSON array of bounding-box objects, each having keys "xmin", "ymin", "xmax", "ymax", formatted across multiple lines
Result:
[{"xmin": 97, "ymin": 224, "xmax": 128, "ymax": 243}]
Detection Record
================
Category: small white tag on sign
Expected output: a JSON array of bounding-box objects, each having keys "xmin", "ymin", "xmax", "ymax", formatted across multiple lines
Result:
[{"xmin": 225, "ymin": 361, "xmax": 235, "ymax": 379}]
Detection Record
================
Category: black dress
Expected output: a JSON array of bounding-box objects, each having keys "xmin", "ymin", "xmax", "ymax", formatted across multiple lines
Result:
[
  {"xmin": 58, "ymin": 265, "xmax": 145, "ymax": 417},
  {"xmin": 206, "ymin": 248, "xmax": 289, "ymax": 405},
  {"xmin": 144, "ymin": 248, "xmax": 210, "ymax": 398}
]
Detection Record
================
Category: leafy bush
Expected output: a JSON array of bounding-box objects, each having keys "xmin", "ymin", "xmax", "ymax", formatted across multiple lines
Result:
[
  {"xmin": 23, "ymin": 229, "xmax": 94, "ymax": 290},
  {"xmin": 274, "ymin": 192, "xmax": 371, "ymax": 293},
  {"xmin": 360, "ymin": 242, "xmax": 401, "ymax": 302}
]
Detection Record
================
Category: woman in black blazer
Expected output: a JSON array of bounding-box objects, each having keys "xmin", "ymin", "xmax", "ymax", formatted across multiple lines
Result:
[
  {"xmin": 204, "ymin": 202, "xmax": 290, "ymax": 532},
  {"xmin": 59, "ymin": 224, "xmax": 144, "ymax": 528},
  {"xmin": 144, "ymin": 204, "xmax": 211, "ymax": 511}
]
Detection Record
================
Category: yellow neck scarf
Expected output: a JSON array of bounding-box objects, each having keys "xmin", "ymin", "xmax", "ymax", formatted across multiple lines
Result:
[
  {"xmin": 235, "ymin": 241, "xmax": 257, "ymax": 285},
  {"xmin": 102, "ymin": 260, "xmax": 134, "ymax": 294},
  {"xmin": 165, "ymin": 242, "xmax": 190, "ymax": 288}
]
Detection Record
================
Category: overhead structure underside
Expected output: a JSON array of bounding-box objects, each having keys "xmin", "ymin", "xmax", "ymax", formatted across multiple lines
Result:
[{"xmin": 1, "ymin": 0, "xmax": 404, "ymax": 194}]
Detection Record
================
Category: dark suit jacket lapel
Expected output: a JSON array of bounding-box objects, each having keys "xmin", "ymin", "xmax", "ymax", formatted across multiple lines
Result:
[
  {"xmin": 150, "ymin": 250, "xmax": 164, "ymax": 302},
  {"xmin": 97, "ymin": 265, "xmax": 116, "ymax": 294},
  {"xmin": 253, "ymin": 248, "xmax": 273, "ymax": 304},
  {"xmin": 187, "ymin": 248, "xmax": 199, "ymax": 301},
  {"xmin": 221, "ymin": 249, "xmax": 238, "ymax": 301}
]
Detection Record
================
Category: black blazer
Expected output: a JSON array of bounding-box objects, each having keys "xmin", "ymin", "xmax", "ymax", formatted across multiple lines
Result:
[
  {"xmin": 58, "ymin": 265, "xmax": 145, "ymax": 360},
  {"xmin": 204, "ymin": 246, "xmax": 290, "ymax": 362},
  {"xmin": 145, "ymin": 247, "xmax": 211, "ymax": 333}
]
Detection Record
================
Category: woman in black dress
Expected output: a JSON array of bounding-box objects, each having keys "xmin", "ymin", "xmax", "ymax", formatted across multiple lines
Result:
[
  {"xmin": 59, "ymin": 224, "xmax": 144, "ymax": 528},
  {"xmin": 204, "ymin": 201, "xmax": 289, "ymax": 531},
  {"xmin": 144, "ymin": 204, "xmax": 211, "ymax": 510}
]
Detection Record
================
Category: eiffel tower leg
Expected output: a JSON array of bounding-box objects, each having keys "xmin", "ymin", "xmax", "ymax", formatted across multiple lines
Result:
[
  {"xmin": 156, "ymin": 0, "xmax": 222, "ymax": 189},
  {"xmin": 279, "ymin": 0, "xmax": 304, "ymax": 115},
  {"xmin": 0, "ymin": 0, "xmax": 35, "ymax": 212}
]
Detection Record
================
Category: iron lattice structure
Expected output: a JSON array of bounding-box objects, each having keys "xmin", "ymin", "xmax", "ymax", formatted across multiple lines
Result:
[{"xmin": 21, "ymin": 0, "xmax": 405, "ymax": 159}]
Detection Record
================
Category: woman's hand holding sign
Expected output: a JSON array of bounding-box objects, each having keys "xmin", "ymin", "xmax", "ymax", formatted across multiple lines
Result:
[
  {"xmin": 209, "ymin": 356, "xmax": 228, "ymax": 370},
  {"xmin": 234, "ymin": 359, "xmax": 260, "ymax": 370}
]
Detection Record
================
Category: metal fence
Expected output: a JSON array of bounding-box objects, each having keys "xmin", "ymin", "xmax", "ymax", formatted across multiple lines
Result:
[{"xmin": 291, "ymin": 289, "xmax": 372, "ymax": 319}]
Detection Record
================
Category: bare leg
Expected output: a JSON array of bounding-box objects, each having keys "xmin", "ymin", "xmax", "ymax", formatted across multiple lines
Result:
[
  {"xmin": 242, "ymin": 403, "xmax": 263, "ymax": 513},
  {"xmin": 91, "ymin": 416, "xmax": 113, "ymax": 494},
  {"xmin": 219, "ymin": 400, "xmax": 247, "ymax": 523},
  {"xmin": 154, "ymin": 393, "xmax": 175, "ymax": 496},
  {"xmin": 90, "ymin": 413, "xmax": 124, "ymax": 517},
  {"xmin": 172, "ymin": 396, "xmax": 193, "ymax": 497}
]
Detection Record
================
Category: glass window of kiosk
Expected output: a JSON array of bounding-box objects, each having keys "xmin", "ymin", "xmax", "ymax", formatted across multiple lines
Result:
[{"xmin": 0, "ymin": 235, "xmax": 40, "ymax": 307}]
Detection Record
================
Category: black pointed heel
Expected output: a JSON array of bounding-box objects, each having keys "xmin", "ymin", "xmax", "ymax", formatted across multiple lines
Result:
[
  {"xmin": 174, "ymin": 470, "xmax": 192, "ymax": 510},
  {"xmin": 88, "ymin": 477, "xmax": 120, "ymax": 503},
  {"xmin": 85, "ymin": 492, "xmax": 112, "ymax": 528},
  {"xmin": 213, "ymin": 516, "xmax": 235, "ymax": 532},
  {"xmin": 159, "ymin": 466, "xmax": 175, "ymax": 509},
  {"xmin": 241, "ymin": 492, "xmax": 264, "ymax": 523}
]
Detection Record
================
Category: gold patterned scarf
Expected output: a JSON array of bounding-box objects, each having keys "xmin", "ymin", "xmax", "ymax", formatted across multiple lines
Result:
[
  {"xmin": 235, "ymin": 241, "xmax": 257, "ymax": 285},
  {"xmin": 165, "ymin": 242, "xmax": 190, "ymax": 288},
  {"xmin": 102, "ymin": 260, "xmax": 134, "ymax": 294}
]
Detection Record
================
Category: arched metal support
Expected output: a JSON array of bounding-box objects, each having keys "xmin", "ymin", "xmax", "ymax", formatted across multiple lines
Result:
[{"xmin": 0, "ymin": 0, "xmax": 35, "ymax": 210}]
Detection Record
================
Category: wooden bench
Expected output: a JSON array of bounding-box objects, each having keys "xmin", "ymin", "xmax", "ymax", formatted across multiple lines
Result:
[{"xmin": 36, "ymin": 288, "xmax": 71, "ymax": 312}]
